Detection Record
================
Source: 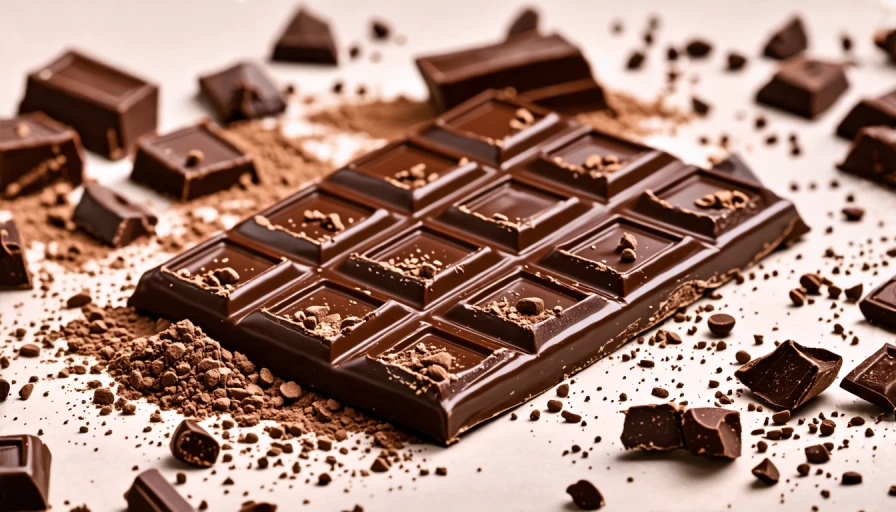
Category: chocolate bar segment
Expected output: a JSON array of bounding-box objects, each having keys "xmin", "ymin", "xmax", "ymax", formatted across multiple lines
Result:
[
  {"xmin": 199, "ymin": 61, "xmax": 286, "ymax": 123},
  {"xmin": 0, "ymin": 112, "xmax": 84, "ymax": 198},
  {"xmin": 126, "ymin": 469, "xmax": 193, "ymax": 512},
  {"xmin": 858, "ymin": 276, "xmax": 896, "ymax": 329},
  {"xmin": 73, "ymin": 183, "xmax": 157, "ymax": 247},
  {"xmin": 840, "ymin": 343, "xmax": 896, "ymax": 409},
  {"xmin": 680, "ymin": 407, "xmax": 741, "ymax": 459},
  {"xmin": 756, "ymin": 57, "xmax": 849, "ymax": 119},
  {"xmin": 0, "ymin": 435, "xmax": 52, "ymax": 511},
  {"xmin": 838, "ymin": 126, "xmax": 896, "ymax": 187},
  {"xmin": 130, "ymin": 120, "xmax": 257, "ymax": 201},
  {"xmin": 0, "ymin": 219, "xmax": 32, "ymax": 290},
  {"xmin": 620, "ymin": 403, "xmax": 684, "ymax": 451},
  {"xmin": 130, "ymin": 90, "xmax": 808, "ymax": 443},
  {"xmin": 271, "ymin": 7, "xmax": 338, "ymax": 65},
  {"xmin": 18, "ymin": 49, "xmax": 158, "ymax": 159},
  {"xmin": 836, "ymin": 88, "xmax": 896, "ymax": 141}
]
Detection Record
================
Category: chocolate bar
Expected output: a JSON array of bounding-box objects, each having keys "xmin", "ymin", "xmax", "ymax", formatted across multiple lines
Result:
[
  {"xmin": 271, "ymin": 7, "xmax": 339, "ymax": 65},
  {"xmin": 130, "ymin": 120, "xmax": 257, "ymax": 201},
  {"xmin": 198, "ymin": 61, "xmax": 286, "ymax": 123},
  {"xmin": 0, "ymin": 435, "xmax": 52, "ymax": 511},
  {"xmin": 125, "ymin": 469, "xmax": 193, "ymax": 512},
  {"xmin": 415, "ymin": 33, "xmax": 606, "ymax": 114},
  {"xmin": 755, "ymin": 57, "xmax": 849, "ymax": 119},
  {"xmin": 130, "ymin": 89, "xmax": 808, "ymax": 443},
  {"xmin": 836, "ymin": 88, "xmax": 896, "ymax": 141},
  {"xmin": 838, "ymin": 126, "xmax": 896, "ymax": 187},
  {"xmin": 73, "ymin": 183, "xmax": 157, "ymax": 247},
  {"xmin": 0, "ymin": 219, "xmax": 32, "ymax": 290},
  {"xmin": 18, "ymin": 50, "xmax": 158, "ymax": 160},
  {"xmin": 840, "ymin": 343, "xmax": 896, "ymax": 409},
  {"xmin": 0, "ymin": 112, "xmax": 84, "ymax": 198}
]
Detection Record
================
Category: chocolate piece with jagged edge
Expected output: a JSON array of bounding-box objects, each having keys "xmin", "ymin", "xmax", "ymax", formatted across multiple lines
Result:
[
  {"xmin": 170, "ymin": 419, "xmax": 220, "ymax": 468},
  {"xmin": 125, "ymin": 469, "xmax": 194, "ymax": 512},
  {"xmin": 763, "ymin": 16, "xmax": 808, "ymax": 60},
  {"xmin": 72, "ymin": 182, "xmax": 158, "ymax": 247},
  {"xmin": 415, "ymin": 32, "xmax": 606, "ymax": 114},
  {"xmin": 858, "ymin": 277, "xmax": 896, "ymax": 330},
  {"xmin": 752, "ymin": 458, "xmax": 780, "ymax": 485},
  {"xmin": 756, "ymin": 57, "xmax": 848, "ymax": 119},
  {"xmin": 874, "ymin": 29, "xmax": 896, "ymax": 61},
  {"xmin": 271, "ymin": 7, "xmax": 338, "ymax": 65},
  {"xmin": 129, "ymin": 90, "xmax": 809, "ymax": 443},
  {"xmin": 0, "ymin": 219, "xmax": 32, "ymax": 290},
  {"xmin": 681, "ymin": 407, "xmax": 741, "ymax": 459},
  {"xmin": 840, "ymin": 343, "xmax": 896, "ymax": 409},
  {"xmin": 198, "ymin": 61, "xmax": 286, "ymax": 123},
  {"xmin": 620, "ymin": 403, "xmax": 684, "ymax": 451},
  {"xmin": 0, "ymin": 112, "xmax": 84, "ymax": 198},
  {"xmin": 0, "ymin": 435, "xmax": 52, "ymax": 511},
  {"xmin": 130, "ymin": 119, "xmax": 257, "ymax": 201},
  {"xmin": 836, "ymin": 87, "xmax": 896, "ymax": 141},
  {"xmin": 735, "ymin": 340, "xmax": 842, "ymax": 410},
  {"xmin": 506, "ymin": 7, "xmax": 540, "ymax": 38},
  {"xmin": 18, "ymin": 49, "xmax": 158, "ymax": 160},
  {"xmin": 838, "ymin": 126, "xmax": 896, "ymax": 187}
]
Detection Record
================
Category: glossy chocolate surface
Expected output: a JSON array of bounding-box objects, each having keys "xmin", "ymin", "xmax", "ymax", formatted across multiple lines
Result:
[
  {"xmin": 755, "ymin": 57, "xmax": 849, "ymax": 119},
  {"xmin": 840, "ymin": 343, "xmax": 896, "ymax": 408},
  {"xmin": 836, "ymin": 87, "xmax": 896, "ymax": 141},
  {"xmin": 130, "ymin": 90, "xmax": 808, "ymax": 443},
  {"xmin": 0, "ymin": 435, "xmax": 52, "ymax": 511},
  {"xmin": 0, "ymin": 112, "xmax": 84, "ymax": 198},
  {"xmin": 198, "ymin": 61, "xmax": 286, "ymax": 123},
  {"xmin": 838, "ymin": 126, "xmax": 896, "ymax": 187}
]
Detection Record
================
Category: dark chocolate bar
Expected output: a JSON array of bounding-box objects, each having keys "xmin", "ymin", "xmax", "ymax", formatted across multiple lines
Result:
[
  {"xmin": 199, "ymin": 61, "xmax": 286, "ymax": 123},
  {"xmin": 415, "ymin": 33, "xmax": 606, "ymax": 114},
  {"xmin": 130, "ymin": 120, "xmax": 257, "ymax": 200},
  {"xmin": 125, "ymin": 469, "xmax": 193, "ymax": 512},
  {"xmin": 756, "ymin": 57, "xmax": 849, "ymax": 119},
  {"xmin": 271, "ymin": 7, "xmax": 338, "ymax": 65},
  {"xmin": 0, "ymin": 219, "xmax": 32, "ymax": 290},
  {"xmin": 18, "ymin": 49, "xmax": 158, "ymax": 160},
  {"xmin": 130, "ymin": 89, "xmax": 808, "ymax": 443},
  {"xmin": 0, "ymin": 112, "xmax": 84, "ymax": 198},
  {"xmin": 73, "ymin": 182, "xmax": 157, "ymax": 247},
  {"xmin": 836, "ymin": 88, "xmax": 896, "ymax": 141},
  {"xmin": 838, "ymin": 126, "xmax": 896, "ymax": 187},
  {"xmin": 840, "ymin": 343, "xmax": 896, "ymax": 409},
  {"xmin": 0, "ymin": 435, "xmax": 52, "ymax": 511}
]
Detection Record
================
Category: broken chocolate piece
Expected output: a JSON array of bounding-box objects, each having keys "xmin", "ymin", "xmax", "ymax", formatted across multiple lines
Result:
[
  {"xmin": 735, "ymin": 340, "xmax": 842, "ymax": 410},
  {"xmin": 170, "ymin": 419, "xmax": 220, "ymax": 468},
  {"xmin": 805, "ymin": 444, "xmax": 830, "ymax": 463},
  {"xmin": 707, "ymin": 313, "xmax": 735, "ymax": 336},
  {"xmin": 752, "ymin": 458, "xmax": 780, "ymax": 485},
  {"xmin": 680, "ymin": 407, "xmax": 741, "ymax": 459},
  {"xmin": 271, "ymin": 7, "xmax": 338, "ymax": 65},
  {"xmin": 0, "ymin": 219, "xmax": 32, "ymax": 290},
  {"xmin": 763, "ymin": 17, "xmax": 809, "ymax": 60},
  {"xmin": 0, "ymin": 435, "xmax": 52, "ymax": 511},
  {"xmin": 874, "ymin": 29, "xmax": 896, "ymax": 61},
  {"xmin": 72, "ymin": 182, "xmax": 157, "ymax": 247},
  {"xmin": 507, "ymin": 7, "xmax": 539, "ymax": 38},
  {"xmin": 836, "ymin": 87, "xmax": 896, "ymax": 141},
  {"xmin": 839, "ymin": 126, "xmax": 896, "ymax": 187},
  {"xmin": 566, "ymin": 479, "xmax": 604, "ymax": 510},
  {"xmin": 125, "ymin": 469, "xmax": 193, "ymax": 512},
  {"xmin": 840, "ymin": 344, "xmax": 896, "ymax": 409},
  {"xmin": 858, "ymin": 277, "xmax": 896, "ymax": 329},
  {"xmin": 620, "ymin": 403, "xmax": 684, "ymax": 451},
  {"xmin": 756, "ymin": 57, "xmax": 849, "ymax": 119},
  {"xmin": 199, "ymin": 61, "xmax": 287, "ymax": 123},
  {"xmin": 0, "ymin": 112, "xmax": 84, "ymax": 198}
]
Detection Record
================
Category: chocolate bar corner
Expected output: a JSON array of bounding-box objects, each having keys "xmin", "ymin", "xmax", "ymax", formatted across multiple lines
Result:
[{"xmin": 0, "ymin": 434, "xmax": 52, "ymax": 511}]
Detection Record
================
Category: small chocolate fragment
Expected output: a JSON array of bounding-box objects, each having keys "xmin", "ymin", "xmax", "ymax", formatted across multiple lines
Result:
[
  {"xmin": 125, "ymin": 469, "xmax": 193, "ymax": 512},
  {"xmin": 752, "ymin": 458, "xmax": 780, "ymax": 485},
  {"xmin": 131, "ymin": 120, "xmax": 258, "ymax": 201},
  {"xmin": 626, "ymin": 51, "xmax": 646, "ymax": 70},
  {"xmin": 841, "ymin": 206, "xmax": 864, "ymax": 221},
  {"xmin": 621, "ymin": 403, "xmax": 684, "ymax": 451},
  {"xmin": 0, "ymin": 112, "xmax": 84, "ymax": 198},
  {"xmin": 726, "ymin": 52, "xmax": 748, "ymax": 71},
  {"xmin": 756, "ymin": 57, "xmax": 849, "ymax": 119},
  {"xmin": 842, "ymin": 471, "xmax": 862, "ymax": 485},
  {"xmin": 680, "ymin": 407, "xmax": 741, "ymax": 459},
  {"xmin": 763, "ymin": 17, "xmax": 809, "ymax": 60},
  {"xmin": 859, "ymin": 278, "xmax": 896, "ymax": 329},
  {"xmin": 844, "ymin": 284, "xmax": 863, "ymax": 302},
  {"xmin": 271, "ymin": 7, "xmax": 338, "ymax": 65},
  {"xmin": 170, "ymin": 419, "xmax": 220, "ymax": 468},
  {"xmin": 839, "ymin": 126, "xmax": 896, "ymax": 187},
  {"xmin": 684, "ymin": 39, "xmax": 713, "ymax": 58},
  {"xmin": 0, "ymin": 219, "xmax": 32, "ymax": 290},
  {"xmin": 566, "ymin": 479, "xmax": 604, "ymax": 510},
  {"xmin": 874, "ymin": 29, "xmax": 896, "ymax": 61},
  {"xmin": 199, "ymin": 61, "xmax": 286, "ymax": 123},
  {"xmin": 0, "ymin": 435, "xmax": 52, "ymax": 511},
  {"xmin": 735, "ymin": 340, "xmax": 842, "ymax": 410},
  {"xmin": 836, "ymin": 88, "xmax": 896, "ymax": 141},
  {"xmin": 507, "ymin": 7, "xmax": 539, "ymax": 38},
  {"xmin": 840, "ymin": 344, "xmax": 896, "ymax": 408},
  {"xmin": 72, "ymin": 182, "xmax": 157, "ymax": 247},
  {"xmin": 805, "ymin": 444, "xmax": 830, "ymax": 463},
  {"xmin": 691, "ymin": 96, "xmax": 711, "ymax": 116},
  {"xmin": 707, "ymin": 313, "xmax": 735, "ymax": 336},
  {"xmin": 18, "ymin": 49, "xmax": 158, "ymax": 160}
]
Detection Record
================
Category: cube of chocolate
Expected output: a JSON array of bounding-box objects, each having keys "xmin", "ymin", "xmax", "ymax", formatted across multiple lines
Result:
[
  {"xmin": 0, "ymin": 112, "xmax": 84, "ymax": 198},
  {"xmin": 18, "ymin": 49, "xmax": 158, "ymax": 160},
  {"xmin": 72, "ymin": 183, "xmax": 157, "ymax": 247},
  {"xmin": 0, "ymin": 435, "xmax": 52, "ymax": 511},
  {"xmin": 198, "ymin": 61, "xmax": 287, "ymax": 123},
  {"xmin": 0, "ymin": 219, "xmax": 32, "ymax": 290},
  {"xmin": 755, "ymin": 57, "xmax": 849, "ymax": 119}
]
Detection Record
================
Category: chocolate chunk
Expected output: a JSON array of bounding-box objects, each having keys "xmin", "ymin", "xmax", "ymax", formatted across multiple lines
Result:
[
  {"xmin": 691, "ymin": 96, "xmax": 711, "ymax": 116},
  {"xmin": 199, "ymin": 61, "xmax": 287, "ymax": 123},
  {"xmin": 0, "ymin": 219, "xmax": 32, "ymax": 290},
  {"xmin": 126, "ymin": 469, "xmax": 193, "ymax": 512},
  {"xmin": 271, "ymin": 7, "xmax": 338, "ymax": 65},
  {"xmin": 507, "ymin": 7, "xmax": 539, "ymax": 37},
  {"xmin": 371, "ymin": 19, "xmax": 391, "ymax": 40},
  {"xmin": 726, "ymin": 52, "xmax": 748, "ymax": 71},
  {"xmin": 170, "ymin": 419, "xmax": 220, "ymax": 468},
  {"xmin": 0, "ymin": 112, "xmax": 84, "ymax": 198},
  {"xmin": 131, "ymin": 120, "xmax": 258, "ymax": 201},
  {"xmin": 756, "ymin": 58, "xmax": 849, "ymax": 119},
  {"xmin": 680, "ymin": 407, "xmax": 741, "ymax": 459},
  {"xmin": 626, "ymin": 51, "xmax": 646, "ymax": 70},
  {"xmin": 18, "ymin": 50, "xmax": 158, "ymax": 160},
  {"xmin": 620, "ymin": 403, "xmax": 684, "ymax": 451},
  {"xmin": 752, "ymin": 458, "xmax": 780, "ymax": 485},
  {"xmin": 836, "ymin": 88, "xmax": 896, "ymax": 141},
  {"xmin": 805, "ymin": 444, "xmax": 830, "ymax": 463},
  {"xmin": 838, "ymin": 126, "xmax": 896, "ymax": 186},
  {"xmin": 841, "ymin": 206, "xmax": 864, "ymax": 221},
  {"xmin": 844, "ymin": 284, "xmax": 863, "ymax": 302},
  {"xmin": 566, "ymin": 479, "xmax": 604, "ymax": 510},
  {"xmin": 840, "ymin": 344, "xmax": 896, "ymax": 408},
  {"xmin": 516, "ymin": 297, "xmax": 544, "ymax": 315},
  {"xmin": 771, "ymin": 410, "xmax": 791, "ymax": 425},
  {"xmin": 763, "ymin": 17, "xmax": 808, "ymax": 60},
  {"xmin": 72, "ymin": 182, "xmax": 157, "ymax": 247},
  {"xmin": 0, "ymin": 435, "xmax": 52, "ymax": 511},
  {"xmin": 842, "ymin": 471, "xmax": 862, "ymax": 485},
  {"xmin": 707, "ymin": 313, "xmax": 735, "ymax": 336},
  {"xmin": 685, "ymin": 39, "xmax": 713, "ymax": 58},
  {"xmin": 875, "ymin": 29, "xmax": 896, "ymax": 61},
  {"xmin": 735, "ymin": 340, "xmax": 842, "ymax": 410}
]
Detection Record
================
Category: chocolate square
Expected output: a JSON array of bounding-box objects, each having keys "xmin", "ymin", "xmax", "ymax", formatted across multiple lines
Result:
[
  {"xmin": 0, "ymin": 112, "xmax": 84, "ymax": 198},
  {"xmin": 271, "ymin": 7, "xmax": 338, "ymax": 65},
  {"xmin": 755, "ymin": 57, "xmax": 849, "ymax": 119},
  {"xmin": 18, "ymin": 49, "xmax": 158, "ymax": 159},
  {"xmin": 0, "ymin": 219, "xmax": 33, "ymax": 290},
  {"xmin": 836, "ymin": 88, "xmax": 896, "ymax": 141},
  {"xmin": 840, "ymin": 344, "xmax": 896, "ymax": 408},
  {"xmin": 72, "ymin": 183, "xmax": 158, "ymax": 247},
  {"xmin": 838, "ymin": 126, "xmax": 896, "ymax": 187},
  {"xmin": 0, "ymin": 435, "xmax": 52, "ymax": 511},
  {"xmin": 199, "ymin": 61, "xmax": 286, "ymax": 123},
  {"xmin": 130, "ymin": 120, "xmax": 257, "ymax": 201}
]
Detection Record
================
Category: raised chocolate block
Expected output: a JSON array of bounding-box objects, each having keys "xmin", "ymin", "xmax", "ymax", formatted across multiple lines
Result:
[
  {"xmin": 18, "ymin": 50, "xmax": 158, "ymax": 160},
  {"xmin": 756, "ymin": 57, "xmax": 849, "ymax": 119},
  {"xmin": 0, "ymin": 112, "xmax": 84, "ymax": 198},
  {"xmin": 271, "ymin": 7, "xmax": 338, "ymax": 65},
  {"xmin": 838, "ymin": 126, "xmax": 896, "ymax": 187},
  {"xmin": 836, "ymin": 88, "xmax": 896, "ymax": 141},
  {"xmin": 125, "ymin": 469, "xmax": 193, "ymax": 512},
  {"xmin": 199, "ymin": 61, "xmax": 286, "ymax": 123},
  {"xmin": 0, "ymin": 219, "xmax": 32, "ymax": 290},
  {"xmin": 130, "ymin": 90, "xmax": 809, "ymax": 443},
  {"xmin": 0, "ymin": 435, "xmax": 52, "ymax": 511},
  {"xmin": 72, "ymin": 182, "xmax": 157, "ymax": 247},
  {"xmin": 840, "ymin": 343, "xmax": 896, "ymax": 409},
  {"xmin": 130, "ymin": 120, "xmax": 257, "ymax": 200}
]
